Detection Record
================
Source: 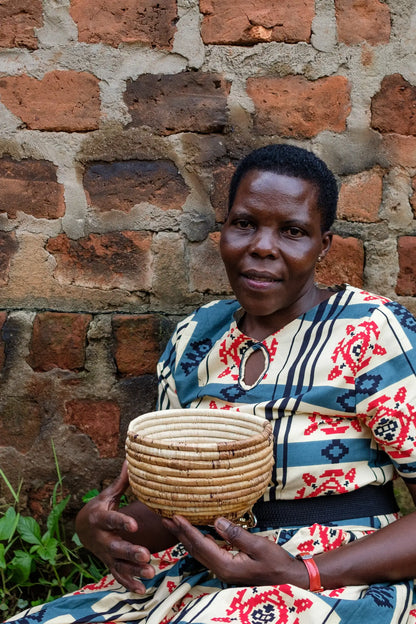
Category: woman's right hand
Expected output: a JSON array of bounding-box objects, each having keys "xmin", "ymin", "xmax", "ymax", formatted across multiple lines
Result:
[{"xmin": 75, "ymin": 461, "xmax": 165, "ymax": 593}]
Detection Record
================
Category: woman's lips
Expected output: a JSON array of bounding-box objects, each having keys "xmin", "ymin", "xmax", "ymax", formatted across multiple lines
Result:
[{"xmin": 242, "ymin": 271, "xmax": 281, "ymax": 289}]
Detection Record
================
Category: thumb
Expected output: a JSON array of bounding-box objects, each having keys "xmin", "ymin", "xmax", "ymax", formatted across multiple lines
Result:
[
  {"xmin": 102, "ymin": 460, "xmax": 130, "ymax": 508},
  {"xmin": 214, "ymin": 517, "xmax": 252, "ymax": 550}
]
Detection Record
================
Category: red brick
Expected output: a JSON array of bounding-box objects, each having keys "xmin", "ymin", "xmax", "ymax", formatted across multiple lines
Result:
[
  {"xmin": 124, "ymin": 72, "xmax": 230, "ymax": 135},
  {"xmin": 396, "ymin": 237, "xmax": 416, "ymax": 296},
  {"xmin": 371, "ymin": 74, "xmax": 416, "ymax": 136},
  {"xmin": 0, "ymin": 312, "xmax": 6, "ymax": 371},
  {"xmin": 27, "ymin": 312, "xmax": 91, "ymax": 372},
  {"xmin": 200, "ymin": 0, "xmax": 314, "ymax": 45},
  {"xmin": 64, "ymin": 399, "xmax": 120, "ymax": 458},
  {"xmin": 211, "ymin": 163, "xmax": 235, "ymax": 223},
  {"xmin": 315, "ymin": 235, "xmax": 364, "ymax": 288},
  {"xmin": 337, "ymin": 169, "xmax": 383, "ymax": 222},
  {"xmin": 0, "ymin": 71, "xmax": 101, "ymax": 132},
  {"xmin": 335, "ymin": 0, "xmax": 391, "ymax": 46},
  {"xmin": 70, "ymin": 0, "xmax": 177, "ymax": 49},
  {"xmin": 0, "ymin": 231, "xmax": 18, "ymax": 286},
  {"xmin": 84, "ymin": 160, "xmax": 189, "ymax": 213},
  {"xmin": 246, "ymin": 75, "xmax": 351, "ymax": 138},
  {"xmin": 112, "ymin": 314, "xmax": 161, "ymax": 376},
  {"xmin": 46, "ymin": 232, "xmax": 152, "ymax": 290},
  {"xmin": 0, "ymin": 398, "xmax": 42, "ymax": 453},
  {"xmin": 0, "ymin": 157, "xmax": 65, "ymax": 219},
  {"xmin": 189, "ymin": 232, "xmax": 232, "ymax": 294},
  {"xmin": 0, "ymin": 0, "xmax": 42, "ymax": 49},
  {"xmin": 381, "ymin": 134, "xmax": 416, "ymax": 167}
]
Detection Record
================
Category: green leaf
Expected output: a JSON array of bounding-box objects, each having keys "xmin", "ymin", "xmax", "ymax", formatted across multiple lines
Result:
[
  {"xmin": 81, "ymin": 489, "xmax": 99, "ymax": 503},
  {"xmin": 37, "ymin": 537, "xmax": 58, "ymax": 564},
  {"xmin": 46, "ymin": 495, "xmax": 70, "ymax": 536},
  {"xmin": 0, "ymin": 543, "xmax": 6, "ymax": 570},
  {"xmin": 17, "ymin": 516, "xmax": 42, "ymax": 545},
  {"xmin": 0, "ymin": 507, "xmax": 19, "ymax": 541},
  {"xmin": 9, "ymin": 550, "xmax": 33, "ymax": 584}
]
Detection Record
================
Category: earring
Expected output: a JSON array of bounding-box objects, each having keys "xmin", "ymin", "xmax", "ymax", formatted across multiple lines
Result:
[{"xmin": 317, "ymin": 255, "xmax": 323, "ymax": 262}]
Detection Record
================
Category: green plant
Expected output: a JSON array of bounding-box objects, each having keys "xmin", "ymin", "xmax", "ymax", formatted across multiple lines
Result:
[{"xmin": 0, "ymin": 446, "xmax": 106, "ymax": 620}]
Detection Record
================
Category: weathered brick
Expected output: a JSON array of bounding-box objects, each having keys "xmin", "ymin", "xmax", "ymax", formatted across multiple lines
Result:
[
  {"xmin": 246, "ymin": 75, "xmax": 351, "ymax": 138},
  {"xmin": 0, "ymin": 398, "xmax": 42, "ymax": 453},
  {"xmin": 189, "ymin": 233, "xmax": 232, "ymax": 294},
  {"xmin": 152, "ymin": 233, "xmax": 190, "ymax": 305},
  {"xmin": 381, "ymin": 135, "xmax": 416, "ymax": 168},
  {"xmin": 64, "ymin": 399, "xmax": 120, "ymax": 458},
  {"xmin": 46, "ymin": 232, "xmax": 152, "ymax": 291},
  {"xmin": 396, "ymin": 237, "xmax": 416, "ymax": 296},
  {"xmin": 0, "ymin": 312, "xmax": 6, "ymax": 371},
  {"xmin": 315, "ymin": 235, "xmax": 364, "ymax": 288},
  {"xmin": 337, "ymin": 169, "xmax": 383, "ymax": 222},
  {"xmin": 124, "ymin": 72, "xmax": 230, "ymax": 135},
  {"xmin": 371, "ymin": 74, "xmax": 416, "ymax": 136},
  {"xmin": 0, "ymin": 231, "xmax": 18, "ymax": 286},
  {"xmin": 27, "ymin": 312, "xmax": 91, "ymax": 372},
  {"xmin": 200, "ymin": 0, "xmax": 314, "ymax": 45},
  {"xmin": 83, "ymin": 160, "xmax": 189, "ymax": 213},
  {"xmin": 211, "ymin": 163, "xmax": 235, "ymax": 223},
  {"xmin": 70, "ymin": 0, "xmax": 177, "ymax": 49},
  {"xmin": 0, "ymin": 71, "xmax": 101, "ymax": 132},
  {"xmin": 0, "ymin": 0, "xmax": 42, "ymax": 49},
  {"xmin": 335, "ymin": 0, "xmax": 390, "ymax": 46},
  {"xmin": 112, "ymin": 314, "xmax": 161, "ymax": 376},
  {"xmin": 0, "ymin": 157, "xmax": 65, "ymax": 219}
]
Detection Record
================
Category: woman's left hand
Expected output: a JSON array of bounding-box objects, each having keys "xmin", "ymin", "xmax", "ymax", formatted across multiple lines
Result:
[{"xmin": 162, "ymin": 515, "xmax": 305, "ymax": 587}]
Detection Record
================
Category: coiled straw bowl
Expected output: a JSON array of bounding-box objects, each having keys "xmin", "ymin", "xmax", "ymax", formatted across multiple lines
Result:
[{"xmin": 126, "ymin": 409, "xmax": 274, "ymax": 526}]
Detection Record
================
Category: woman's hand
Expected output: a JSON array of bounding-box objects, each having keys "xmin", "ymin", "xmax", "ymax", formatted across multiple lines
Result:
[
  {"xmin": 162, "ymin": 515, "xmax": 306, "ymax": 587},
  {"xmin": 75, "ymin": 462, "xmax": 164, "ymax": 594}
]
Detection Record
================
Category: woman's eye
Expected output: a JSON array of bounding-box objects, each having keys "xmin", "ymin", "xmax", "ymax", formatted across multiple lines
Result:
[
  {"xmin": 235, "ymin": 219, "xmax": 253, "ymax": 229},
  {"xmin": 285, "ymin": 226, "xmax": 304, "ymax": 237}
]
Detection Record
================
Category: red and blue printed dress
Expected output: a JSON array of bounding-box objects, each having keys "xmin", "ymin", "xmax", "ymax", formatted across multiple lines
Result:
[{"xmin": 9, "ymin": 285, "xmax": 416, "ymax": 624}]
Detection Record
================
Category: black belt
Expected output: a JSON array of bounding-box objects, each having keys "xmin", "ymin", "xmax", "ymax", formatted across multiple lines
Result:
[{"xmin": 252, "ymin": 482, "xmax": 399, "ymax": 529}]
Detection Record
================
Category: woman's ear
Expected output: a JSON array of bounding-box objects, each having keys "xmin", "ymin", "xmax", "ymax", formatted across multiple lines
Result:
[{"xmin": 319, "ymin": 231, "xmax": 333, "ymax": 260}]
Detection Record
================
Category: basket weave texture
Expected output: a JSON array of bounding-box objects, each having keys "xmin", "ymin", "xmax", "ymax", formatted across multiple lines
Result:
[{"xmin": 126, "ymin": 409, "xmax": 274, "ymax": 525}]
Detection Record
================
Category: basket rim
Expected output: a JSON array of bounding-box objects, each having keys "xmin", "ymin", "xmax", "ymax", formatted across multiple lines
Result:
[{"xmin": 128, "ymin": 408, "xmax": 268, "ymax": 430}]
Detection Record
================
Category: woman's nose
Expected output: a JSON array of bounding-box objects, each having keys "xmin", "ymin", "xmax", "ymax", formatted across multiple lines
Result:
[{"xmin": 249, "ymin": 229, "xmax": 279, "ymax": 258}]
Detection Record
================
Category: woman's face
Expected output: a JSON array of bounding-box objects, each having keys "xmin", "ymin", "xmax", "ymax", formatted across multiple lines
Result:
[{"xmin": 220, "ymin": 169, "xmax": 332, "ymax": 335}]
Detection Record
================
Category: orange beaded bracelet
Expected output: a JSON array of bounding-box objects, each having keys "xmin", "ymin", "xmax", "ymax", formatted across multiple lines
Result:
[{"xmin": 296, "ymin": 554, "xmax": 324, "ymax": 592}]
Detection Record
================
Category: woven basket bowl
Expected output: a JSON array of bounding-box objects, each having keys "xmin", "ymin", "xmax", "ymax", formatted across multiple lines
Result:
[{"xmin": 126, "ymin": 409, "xmax": 274, "ymax": 525}]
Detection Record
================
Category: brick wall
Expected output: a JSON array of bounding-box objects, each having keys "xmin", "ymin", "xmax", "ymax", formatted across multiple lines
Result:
[{"xmin": 0, "ymin": 0, "xmax": 416, "ymax": 519}]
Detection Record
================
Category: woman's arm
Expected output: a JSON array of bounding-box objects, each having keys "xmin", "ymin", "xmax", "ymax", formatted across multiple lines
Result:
[
  {"xmin": 75, "ymin": 461, "xmax": 177, "ymax": 593},
  {"xmin": 163, "ymin": 483, "xmax": 416, "ymax": 589},
  {"xmin": 316, "ymin": 482, "xmax": 416, "ymax": 588}
]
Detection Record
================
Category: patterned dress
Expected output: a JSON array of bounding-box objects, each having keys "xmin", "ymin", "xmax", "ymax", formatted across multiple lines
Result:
[{"xmin": 9, "ymin": 285, "xmax": 416, "ymax": 624}]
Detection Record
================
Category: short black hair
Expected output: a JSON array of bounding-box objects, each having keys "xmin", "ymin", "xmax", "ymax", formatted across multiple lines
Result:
[{"xmin": 228, "ymin": 144, "xmax": 338, "ymax": 232}]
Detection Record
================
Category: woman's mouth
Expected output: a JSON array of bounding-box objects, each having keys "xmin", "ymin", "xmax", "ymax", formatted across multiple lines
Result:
[{"xmin": 242, "ymin": 271, "xmax": 281, "ymax": 288}]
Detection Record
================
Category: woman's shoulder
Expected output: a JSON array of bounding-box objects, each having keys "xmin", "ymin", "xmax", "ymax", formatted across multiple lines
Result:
[
  {"xmin": 172, "ymin": 298, "xmax": 241, "ymax": 340},
  {"xmin": 340, "ymin": 284, "xmax": 416, "ymax": 329}
]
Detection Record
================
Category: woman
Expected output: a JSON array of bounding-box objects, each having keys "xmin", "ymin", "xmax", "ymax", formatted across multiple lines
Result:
[{"xmin": 10, "ymin": 144, "xmax": 416, "ymax": 623}]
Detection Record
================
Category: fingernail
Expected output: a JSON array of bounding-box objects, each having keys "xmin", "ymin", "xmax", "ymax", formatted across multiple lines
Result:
[{"xmin": 216, "ymin": 517, "xmax": 231, "ymax": 531}]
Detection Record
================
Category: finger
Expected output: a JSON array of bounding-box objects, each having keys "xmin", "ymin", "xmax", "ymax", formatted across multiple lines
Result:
[
  {"xmin": 214, "ymin": 517, "xmax": 263, "ymax": 557},
  {"xmin": 92, "ymin": 508, "xmax": 137, "ymax": 533},
  {"xmin": 111, "ymin": 560, "xmax": 152, "ymax": 594},
  {"xmin": 164, "ymin": 516, "xmax": 226, "ymax": 564},
  {"xmin": 108, "ymin": 539, "xmax": 151, "ymax": 566}
]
